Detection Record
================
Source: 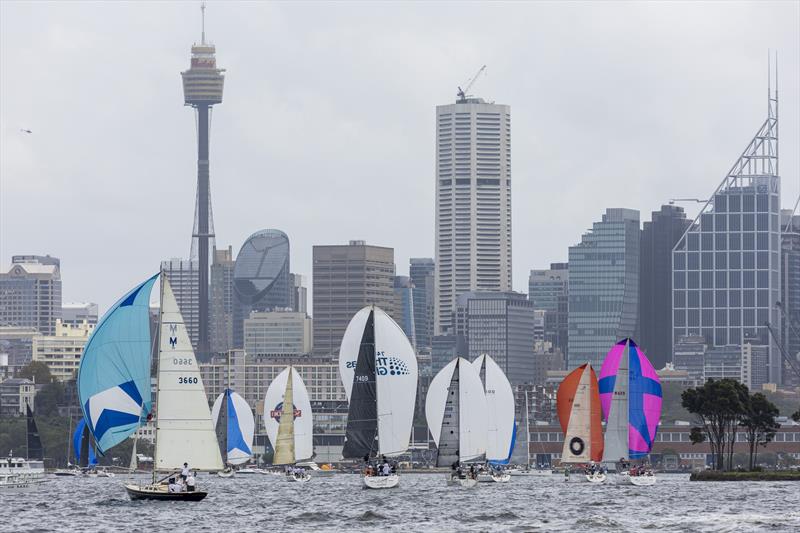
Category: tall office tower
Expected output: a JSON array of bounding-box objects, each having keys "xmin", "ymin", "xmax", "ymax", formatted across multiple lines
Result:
[
  {"xmin": 181, "ymin": 4, "xmax": 225, "ymax": 360},
  {"xmin": 393, "ymin": 276, "xmax": 417, "ymax": 348},
  {"xmin": 210, "ymin": 245, "xmax": 235, "ymax": 354},
  {"xmin": 435, "ymin": 93, "xmax": 511, "ymax": 335},
  {"xmin": 61, "ymin": 303, "xmax": 98, "ymax": 327},
  {"xmin": 640, "ymin": 205, "xmax": 691, "ymax": 368},
  {"xmin": 672, "ymin": 79, "xmax": 781, "ymax": 384},
  {"xmin": 528, "ymin": 263, "xmax": 569, "ymax": 359},
  {"xmin": 568, "ymin": 209, "xmax": 640, "ymax": 368},
  {"xmin": 289, "ymin": 273, "xmax": 308, "ymax": 316},
  {"xmin": 464, "ymin": 291, "xmax": 536, "ymax": 385},
  {"xmin": 161, "ymin": 259, "xmax": 200, "ymax": 351},
  {"xmin": 780, "ymin": 210, "xmax": 800, "ymax": 386},
  {"xmin": 409, "ymin": 258, "xmax": 435, "ymax": 351},
  {"xmin": 232, "ymin": 230, "xmax": 291, "ymax": 349},
  {"xmin": 312, "ymin": 240, "xmax": 395, "ymax": 357},
  {"xmin": 0, "ymin": 255, "xmax": 62, "ymax": 336}
]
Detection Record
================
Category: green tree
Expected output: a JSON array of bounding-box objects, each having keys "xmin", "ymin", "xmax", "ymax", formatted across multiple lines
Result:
[
  {"xmin": 740, "ymin": 392, "xmax": 780, "ymax": 470},
  {"xmin": 681, "ymin": 379, "xmax": 749, "ymax": 471},
  {"xmin": 792, "ymin": 408, "xmax": 800, "ymax": 423},
  {"xmin": 34, "ymin": 381, "xmax": 66, "ymax": 416},
  {"xmin": 17, "ymin": 361, "xmax": 54, "ymax": 384}
]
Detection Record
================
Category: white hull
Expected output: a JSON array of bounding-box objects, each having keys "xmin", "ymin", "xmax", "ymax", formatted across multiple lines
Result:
[
  {"xmin": 477, "ymin": 472, "xmax": 511, "ymax": 483},
  {"xmin": 217, "ymin": 469, "xmax": 235, "ymax": 478},
  {"xmin": 586, "ymin": 472, "xmax": 606, "ymax": 484},
  {"xmin": 446, "ymin": 475, "xmax": 478, "ymax": 488},
  {"xmin": 363, "ymin": 474, "xmax": 399, "ymax": 489},
  {"xmin": 0, "ymin": 458, "xmax": 46, "ymax": 490},
  {"xmin": 287, "ymin": 472, "xmax": 311, "ymax": 483},
  {"xmin": 621, "ymin": 472, "xmax": 656, "ymax": 486}
]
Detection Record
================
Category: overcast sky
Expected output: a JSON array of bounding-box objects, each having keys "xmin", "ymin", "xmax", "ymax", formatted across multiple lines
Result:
[{"xmin": 1, "ymin": 1, "xmax": 799, "ymax": 313}]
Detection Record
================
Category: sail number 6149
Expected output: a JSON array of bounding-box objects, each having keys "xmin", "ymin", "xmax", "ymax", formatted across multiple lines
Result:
[{"xmin": 178, "ymin": 376, "xmax": 198, "ymax": 384}]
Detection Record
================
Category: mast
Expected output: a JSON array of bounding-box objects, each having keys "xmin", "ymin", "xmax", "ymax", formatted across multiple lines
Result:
[
  {"xmin": 152, "ymin": 271, "xmax": 165, "ymax": 482},
  {"xmin": 524, "ymin": 389, "xmax": 531, "ymax": 468}
]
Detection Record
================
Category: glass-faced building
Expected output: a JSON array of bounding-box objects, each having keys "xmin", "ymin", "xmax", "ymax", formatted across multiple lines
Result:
[
  {"xmin": 233, "ymin": 229, "xmax": 291, "ymax": 348},
  {"xmin": 568, "ymin": 208, "xmax": 640, "ymax": 368},
  {"xmin": 672, "ymin": 87, "xmax": 781, "ymax": 384}
]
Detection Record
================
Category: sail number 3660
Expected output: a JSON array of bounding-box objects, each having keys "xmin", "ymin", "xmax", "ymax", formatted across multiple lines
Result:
[
  {"xmin": 178, "ymin": 376, "xmax": 198, "ymax": 384},
  {"xmin": 173, "ymin": 358, "xmax": 193, "ymax": 366}
]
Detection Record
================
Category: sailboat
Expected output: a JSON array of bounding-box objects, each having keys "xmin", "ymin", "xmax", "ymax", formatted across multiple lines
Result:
[
  {"xmin": 53, "ymin": 415, "xmax": 80, "ymax": 477},
  {"xmin": 472, "ymin": 354, "xmax": 514, "ymax": 483},
  {"xmin": 425, "ymin": 357, "xmax": 488, "ymax": 488},
  {"xmin": 211, "ymin": 388, "xmax": 255, "ymax": 477},
  {"xmin": 73, "ymin": 418, "xmax": 99, "ymax": 475},
  {"xmin": 264, "ymin": 366, "xmax": 314, "ymax": 482},
  {"xmin": 556, "ymin": 363, "xmax": 605, "ymax": 483},
  {"xmin": 599, "ymin": 338, "xmax": 662, "ymax": 485},
  {"xmin": 338, "ymin": 305, "xmax": 418, "ymax": 489},
  {"xmin": 77, "ymin": 274, "xmax": 223, "ymax": 501}
]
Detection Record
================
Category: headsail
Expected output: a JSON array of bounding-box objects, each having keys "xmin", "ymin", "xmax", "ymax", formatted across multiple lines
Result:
[
  {"xmin": 73, "ymin": 418, "xmax": 98, "ymax": 467},
  {"xmin": 599, "ymin": 339, "xmax": 662, "ymax": 461},
  {"xmin": 472, "ymin": 354, "xmax": 515, "ymax": 464},
  {"xmin": 211, "ymin": 390, "xmax": 255, "ymax": 466},
  {"xmin": 25, "ymin": 402, "xmax": 43, "ymax": 461},
  {"xmin": 77, "ymin": 274, "xmax": 157, "ymax": 453},
  {"xmin": 264, "ymin": 366, "xmax": 314, "ymax": 464},
  {"xmin": 340, "ymin": 309, "xmax": 378, "ymax": 459},
  {"xmin": 154, "ymin": 278, "xmax": 223, "ymax": 472},
  {"xmin": 557, "ymin": 363, "xmax": 603, "ymax": 463},
  {"xmin": 273, "ymin": 369, "xmax": 296, "ymax": 465}
]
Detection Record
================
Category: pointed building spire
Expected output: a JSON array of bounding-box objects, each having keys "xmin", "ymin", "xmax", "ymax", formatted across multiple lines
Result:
[{"xmin": 201, "ymin": 1, "xmax": 206, "ymax": 45}]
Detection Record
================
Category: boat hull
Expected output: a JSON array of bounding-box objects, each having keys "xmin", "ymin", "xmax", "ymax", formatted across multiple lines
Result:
[
  {"xmin": 217, "ymin": 469, "xmax": 235, "ymax": 478},
  {"xmin": 625, "ymin": 473, "xmax": 656, "ymax": 486},
  {"xmin": 446, "ymin": 475, "xmax": 478, "ymax": 488},
  {"xmin": 287, "ymin": 473, "xmax": 311, "ymax": 483},
  {"xmin": 585, "ymin": 472, "xmax": 606, "ymax": 484},
  {"xmin": 125, "ymin": 484, "xmax": 208, "ymax": 501},
  {"xmin": 363, "ymin": 474, "xmax": 399, "ymax": 489}
]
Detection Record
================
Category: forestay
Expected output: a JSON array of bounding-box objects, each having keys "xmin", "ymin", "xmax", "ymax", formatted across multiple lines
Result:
[
  {"xmin": 154, "ymin": 278, "xmax": 223, "ymax": 472},
  {"xmin": 77, "ymin": 274, "xmax": 157, "ymax": 453}
]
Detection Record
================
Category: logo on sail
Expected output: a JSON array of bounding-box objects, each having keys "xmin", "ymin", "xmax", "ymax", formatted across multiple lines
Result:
[
  {"xmin": 169, "ymin": 337, "xmax": 178, "ymax": 348},
  {"xmin": 377, "ymin": 356, "xmax": 410, "ymax": 376},
  {"xmin": 270, "ymin": 402, "xmax": 301, "ymax": 423}
]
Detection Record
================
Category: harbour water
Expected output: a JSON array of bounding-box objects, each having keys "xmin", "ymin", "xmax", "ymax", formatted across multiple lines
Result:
[{"xmin": 5, "ymin": 473, "xmax": 800, "ymax": 532}]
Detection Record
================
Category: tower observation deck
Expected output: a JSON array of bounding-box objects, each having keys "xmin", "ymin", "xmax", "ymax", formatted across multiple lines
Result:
[{"xmin": 181, "ymin": 3, "xmax": 224, "ymax": 359}]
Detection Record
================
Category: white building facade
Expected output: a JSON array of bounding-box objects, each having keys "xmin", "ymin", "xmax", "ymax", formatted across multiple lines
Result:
[{"xmin": 32, "ymin": 319, "xmax": 94, "ymax": 381}]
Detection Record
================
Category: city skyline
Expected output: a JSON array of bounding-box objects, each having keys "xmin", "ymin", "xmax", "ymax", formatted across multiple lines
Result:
[{"xmin": 1, "ymin": 1, "xmax": 799, "ymax": 314}]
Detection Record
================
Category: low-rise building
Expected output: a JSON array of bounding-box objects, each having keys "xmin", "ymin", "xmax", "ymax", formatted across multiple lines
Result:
[
  {"xmin": 32, "ymin": 319, "xmax": 94, "ymax": 381},
  {"xmin": 0, "ymin": 377, "xmax": 35, "ymax": 416}
]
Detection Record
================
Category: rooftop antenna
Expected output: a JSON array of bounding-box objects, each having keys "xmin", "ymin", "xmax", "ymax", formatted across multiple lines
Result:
[{"xmin": 201, "ymin": 1, "xmax": 206, "ymax": 45}]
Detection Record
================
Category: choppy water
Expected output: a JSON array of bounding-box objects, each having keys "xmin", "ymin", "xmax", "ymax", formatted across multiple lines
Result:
[{"xmin": 5, "ymin": 473, "xmax": 800, "ymax": 532}]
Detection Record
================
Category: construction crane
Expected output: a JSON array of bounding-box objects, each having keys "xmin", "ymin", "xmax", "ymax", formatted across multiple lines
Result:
[
  {"xmin": 457, "ymin": 65, "xmax": 487, "ymax": 102},
  {"xmin": 764, "ymin": 320, "xmax": 800, "ymax": 383}
]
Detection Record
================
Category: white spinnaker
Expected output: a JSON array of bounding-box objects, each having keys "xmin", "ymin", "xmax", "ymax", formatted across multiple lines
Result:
[
  {"xmin": 155, "ymin": 279, "xmax": 223, "ymax": 472},
  {"xmin": 458, "ymin": 358, "xmax": 488, "ymax": 462},
  {"xmin": 561, "ymin": 364, "xmax": 593, "ymax": 463},
  {"xmin": 374, "ymin": 308, "xmax": 418, "ymax": 456},
  {"xmin": 603, "ymin": 343, "xmax": 630, "ymax": 464},
  {"xmin": 338, "ymin": 307, "xmax": 372, "ymax": 401},
  {"xmin": 263, "ymin": 367, "xmax": 314, "ymax": 463},
  {"xmin": 425, "ymin": 359, "xmax": 456, "ymax": 447},
  {"xmin": 472, "ymin": 354, "xmax": 515, "ymax": 463},
  {"xmin": 211, "ymin": 391, "xmax": 255, "ymax": 465}
]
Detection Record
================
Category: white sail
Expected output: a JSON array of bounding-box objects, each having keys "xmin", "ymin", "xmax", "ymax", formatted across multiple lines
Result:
[
  {"xmin": 374, "ymin": 308, "xmax": 418, "ymax": 456},
  {"xmin": 472, "ymin": 354, "xmax": 515, "ymax": 463},
  {"xmin": 211, "ymin": 390, "xmax": 255, "ymax": 466},
  {"xmin": 264, "ymin": 366, "xmax": 314, "ymax": 463},
  {"xmin": 561, "ymin": 364, "xmax": 594, "ymax": 463},
  {"xmin": 603, "ymin": 346, "xmax": 630, "ymax": 465},
  {"xmin": 426, "ymin": 357, "xmax": 487, "ymax": 463},
  {"xmin": 338, "ymin": 306, "xmax": 372, "ymax": 401},
  {"xmin": 154, "ymin": 278, "xmax": 223, "ymax": 472}
]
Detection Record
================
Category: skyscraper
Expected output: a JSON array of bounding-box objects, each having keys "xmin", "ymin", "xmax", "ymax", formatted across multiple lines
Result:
[
  {"xmin": 393, "ymin": 276, "xmax": 416, "ymax": 348},
  {"xmin": 780, "ymin": 210, "xmax": 800, "ymax": 386},
  {"xmin": 210, "ymin": 245, "xmax": 235, "ymax": 354},
  {"xmin": 528, "ymin": 263, "xmax": 569, "ymax": 360},
  {"xmin": 233, "ymin": 230, "xmax": 291, "ymax": 348},
  {"xmin": 289, "ymin": 273, "xmax": 308, "ymax": 316},
  {"xmin": 435, "ymin": 93, "xmax": 511, "ymax": 335},
  {"xmin": 568, "ymin": 208, "xmax": 640, "ymax": 368},
  {"xmin": 409, "ymin": 258, "xmax": 435, "ymax": 352},
  {"xmin": 161, "ymin": 258, "xmax": 200, "ymax": 351},
  {"xmin": 312, "ymin": 241, "xmax": 396, "ymax": 357},
  {"xmin": 672, "ymin": 79, "xmax": 781, "ymax": 384},
  {"xmin": 640, "ymin": 205, "xmax": 691, "ymax": 368},
  {"xmin": 181, "ymin": 4, "xmax": 225, "ymax": 360},
  {"xmin": 0, "ymin": 255, "xmax": 62, "ymax": 336}
]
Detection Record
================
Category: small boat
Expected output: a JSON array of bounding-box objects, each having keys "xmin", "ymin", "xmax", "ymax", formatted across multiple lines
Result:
[
  {"xmin": 556, "ymin": 363, "xmax": 605, "ymax": 483},
  {"xmin": 265, "ymin": 366, "xmax": 315, "ymax": 483},
  {"xmin": 297, "ymin": 462, "xmax": 335, "ymax": 478},
  {"xmin": 338, "ymin": 306, "xmax": 418, "ymax": 489},
  {"xmin": 216, "ymin": 467, "xmax": 235, "ymax": 478},
  {"xmin": 211, "ymin": 386, "xmax": 256, "ymax": 478},
  {"xmin": 96, "ymin": 468, "xmax": 115, "ymax": 478},
  {"xmin": 2, "ymin": 405, "xmax": 46, "ymax": 490},
  {"xmin": 426, "ymin": 357, "xmax": 488, "ymax": 488},
  {"xmin": 477, "ymin": 469, "xmax": 511, "ymax": 483},
  {"xmin": 77, "ymin": 274, "xmax": 225, "ymax": 502},
  {"xmin": 598, "ymin": 339, "xmax": 662, "ymax": 485},
  {"xmin": 53, "ymin": 467, "xmax": 81, "ymax": 477},
  {"xmin": 626, "ymin": 470, "xmax": 657, "ymax": 486}
]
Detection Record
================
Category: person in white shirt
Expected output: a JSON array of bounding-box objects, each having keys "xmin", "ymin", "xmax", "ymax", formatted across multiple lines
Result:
[
  {"xmin": 181, "ymin": 463, "xmax": 190, "ymax": 481},
  {"xmin": 186, "ymin": 472, "xmax": 196, "ymax": 492}
]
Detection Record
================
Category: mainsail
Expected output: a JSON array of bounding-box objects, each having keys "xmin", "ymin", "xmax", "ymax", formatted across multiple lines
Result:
[
  {"xmin": 472, "ymin": 354, "xmax": 516, "ymax": 464},
  {"xmin": 426, "ymin": 357, "xmax": 488, "ymax": 465},
  {"xmin": 339, "ymin": 306, "xmax": 418, "ymax": 458},
  {"xmin": 154, "ymin": 278, "xmax": 223, "ymax": 472},
  {"xmin": 73, "ymin": 418, "xmax": 98, "ymax": 467},
  {"xmin": 25, "ymin": 402, "xmax": 43, "ymax": 461},
  {"xmin": 211, "ymin": 390, "xmax": 255, "ymax": 466},
  {"xmin": 77, "ymin": 274, "xmax": 158, "ymax": 453},
  {"xmin": 599, "ymin": 338, "xmax": 663, "ymax": 462},
  {"xmin": 264, "ymin": 366, "xmax": 314, "ymax": 464},
  {"xmin": 557, "ymin": 363, "xmax": 603, "ymax": 463}
]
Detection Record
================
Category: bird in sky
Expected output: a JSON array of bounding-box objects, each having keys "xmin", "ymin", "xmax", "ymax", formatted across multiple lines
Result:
[{"xmin": 20, "ymin": 128, "xmax": 32, "ymax": 134}]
